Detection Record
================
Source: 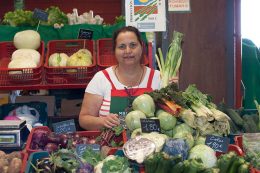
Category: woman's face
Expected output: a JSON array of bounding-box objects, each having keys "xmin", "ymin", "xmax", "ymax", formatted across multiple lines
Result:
[{"xmin": 114, "ymin": 31, "xmax": 143, "ymax": 66}]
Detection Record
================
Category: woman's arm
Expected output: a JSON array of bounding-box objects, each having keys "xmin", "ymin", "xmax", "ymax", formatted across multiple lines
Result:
[{"xmin": 79, "ymin": 92, "xmax": 120, "ymax": 130}]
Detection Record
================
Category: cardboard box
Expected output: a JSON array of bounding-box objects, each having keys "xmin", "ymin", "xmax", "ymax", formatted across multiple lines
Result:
[
  {"xmin": 0, "ymin": 94, "xmax": 9, "ymax": 105},
  {"xmin": 61, "ymin": 99, "xmax": 82, "ymax": 116},
  {"xmin": 16, "ymin": 96, "xmax": 55, "ymax": 116}
]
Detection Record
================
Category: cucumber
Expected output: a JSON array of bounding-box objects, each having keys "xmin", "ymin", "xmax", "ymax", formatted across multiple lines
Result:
[{"xmin": 226, "ymin": 108, "xmax": 244, "ymax": 127}]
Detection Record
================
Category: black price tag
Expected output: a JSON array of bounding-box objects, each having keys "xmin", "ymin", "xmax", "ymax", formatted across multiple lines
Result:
[
  {"xmin": 140, "ymin": 118, "xmax": 161, "ymax": 133},
  {"xmin": 52, "ymin": 119, "xmax": 76, "ymax": 134},
  {"xmin": 76, "ymin": 144, "xmax": 100, "ymax": 157},
  {"xmin": 78, "ymin": 29, "xmax": 93, "ymax": 40},
  {"xmin": 33, "ymin": 8, "xmax": 48, "ymax": 21},
  {"xmin": 205, "ymin": 135, "xmax": 230, "ymax": 153}
]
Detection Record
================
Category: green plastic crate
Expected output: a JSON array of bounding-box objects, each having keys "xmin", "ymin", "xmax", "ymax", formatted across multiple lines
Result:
[{"xmin": 25, "ymin": 151, "xmax": 49, "ymax": 173}]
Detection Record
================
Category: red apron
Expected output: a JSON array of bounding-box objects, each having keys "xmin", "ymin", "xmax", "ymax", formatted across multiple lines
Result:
[{"xmin": 102, "ymin": 68, "xmax": 155, "ymax": 117}]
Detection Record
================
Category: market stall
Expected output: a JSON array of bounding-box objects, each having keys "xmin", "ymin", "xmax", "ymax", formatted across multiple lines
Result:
[{"xmin": 0, "ymin": 1, "xmax": 259, "ymax": 173}]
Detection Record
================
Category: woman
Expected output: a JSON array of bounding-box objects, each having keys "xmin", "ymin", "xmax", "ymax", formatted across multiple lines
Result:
[{"xmin": 79, "ymin": 26, "xmax": 161, "ymax": 130}]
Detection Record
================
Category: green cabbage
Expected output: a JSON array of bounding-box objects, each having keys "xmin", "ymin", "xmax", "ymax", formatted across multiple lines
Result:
[
  {"xmin": 189, "ymin": 144, "xmax": 217, "ymax": 168},
  {"xmin": 125, "ymin": 110, "xmax": 146, "ymax": 131},
  {"xmin": 132, "ymin": 94, "xmax": 155, "ymax": 118},
  {"xmin": 172, "ymin": 123, "xmax": 194, "ymax": 135},
  {"xmin": 173, "ymin": 132, "xmax": 194, "ymax": 149},
  {"xmin": 156, "ymin": 109, "xmax": 177, "ymax": 130}
]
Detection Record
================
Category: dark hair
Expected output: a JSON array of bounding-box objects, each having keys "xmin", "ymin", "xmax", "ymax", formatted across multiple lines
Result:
[{"xmin": 112, "ymin": 26, "xmax": 143, "ymax": 51}]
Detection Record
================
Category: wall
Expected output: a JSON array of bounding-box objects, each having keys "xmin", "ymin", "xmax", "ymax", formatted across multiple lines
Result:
[{"xmin": 0, "ymin": 0, "xmax": 122, "ymax": 24}]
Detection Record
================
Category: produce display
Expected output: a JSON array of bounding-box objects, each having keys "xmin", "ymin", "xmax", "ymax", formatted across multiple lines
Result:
[
  {"xmin": 2, "ymin": 6, "xmax": 106, "ymax": 28},
  {"xmin": 28, "ymin": 126, "xmax": 124, "ymax": 154},
  {"xmin": 7, "ymin": 29, "xmax": 42, "ymax": 74},
  {"xmin": 1, "ymin": 5, "xmax": 259, "ymax": 173},
  {"xmin": 48, "ymin": 49, "xmax": 93, "ymax": 68}
]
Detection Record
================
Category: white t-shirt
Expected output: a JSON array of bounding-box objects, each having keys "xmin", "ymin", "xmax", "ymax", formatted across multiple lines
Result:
[{"xmin": 85, "ymin": 66, "xmax": 161, "ymax": 115}]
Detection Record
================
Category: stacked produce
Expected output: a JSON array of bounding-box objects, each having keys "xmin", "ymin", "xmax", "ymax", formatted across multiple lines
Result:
[
  {"xmin": 29, "ymin": 126, "xmax": 124, "ymax": 153},
  {"xmin": 2, "ymin": 6, "xmax": 105, "ymax": 28},
  {"xmin": 31, "ymin": 148, "xmax": 131, "ymax": 173},
  {"xmin": 121, "ymin": 82, "xmax": 246, "ymax": 172},
  {"xmin": 48, "ymin": 49, "xmax": 93, "ymax": 68},
  {"xmin": 67, "ymin": 9, "xmax": 104, "ymax": 25},
  {"xmin": 219, "ymin": 99, "xmax": 260, "ymax": 134},
  {"xmin": 8, "ymin": 30, "xmax": 41, "ymax": 73},
  {"xmin": 2, "ymin": 6, "xmax": 68, "ymax": 27},
  {"xmin": 0, "ymin": 151, "xmax": 23, "ymax": 173}
]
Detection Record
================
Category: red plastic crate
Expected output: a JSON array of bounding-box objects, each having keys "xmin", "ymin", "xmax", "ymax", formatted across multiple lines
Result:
[
  {"xmin": 234, "ymin": 135, "xmax": 260, "ymax": 173},
  {"xmin": 44, "ymin": 39, "xmax": 97, "ymax": 84},
  {"xmin": 234, "ymin": 135, "xmax": 243, "ymax": 151},
  {"xmin": 97, "ymin": 38, "xmax": 151, "ymax": 70},
  {"xmin": 0, "ymin": 41, "xmax": 44, "ymax": 86},
  {"xmin": 26, "ymin": 126, "xmax": 126, "ymax": 156},
  {"xmin": 21, "ymin": 152, "xmax": 29, "ymax": 173}
]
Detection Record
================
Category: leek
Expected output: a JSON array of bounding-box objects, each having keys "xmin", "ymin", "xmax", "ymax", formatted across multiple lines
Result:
[
  {"xmin": 254, "ymin": 99, "xmax": 260, "ymax": 130},
  {"xmin": 156, "ymin": 31, "xmax": 184, "ymax": 88}
]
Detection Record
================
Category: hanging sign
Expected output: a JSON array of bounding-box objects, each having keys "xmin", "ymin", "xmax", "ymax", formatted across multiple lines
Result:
[
  {"xmin": 168, "ymin": 0, "xmax": 191, "ymax": 12},
  {"xmin": 125, "ymin": 0, "xmax": 166, "ymax": 32}
]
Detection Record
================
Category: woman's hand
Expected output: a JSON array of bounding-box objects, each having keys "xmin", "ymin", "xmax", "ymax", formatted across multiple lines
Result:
[{"xmin": 100, "ymin": 113, "xmax": 120, "ymax": 128}]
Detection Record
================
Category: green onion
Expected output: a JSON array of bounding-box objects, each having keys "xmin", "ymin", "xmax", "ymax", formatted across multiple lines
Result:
[{"xmin": 156, "ymin": 31, "xmax": 184, "ymax": 88}]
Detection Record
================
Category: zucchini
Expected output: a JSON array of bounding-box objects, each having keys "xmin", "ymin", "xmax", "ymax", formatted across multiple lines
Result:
[
  {"xmin": 243, "ymin": 114, "xmax": 258, "ymax": 132},
  {"xmin": 226, "ymin": 108, "xmax": 244, "ymax": 127},
  {"xmin": 229, "ymin": 119, "xmax": 240, "ymax": 134}
]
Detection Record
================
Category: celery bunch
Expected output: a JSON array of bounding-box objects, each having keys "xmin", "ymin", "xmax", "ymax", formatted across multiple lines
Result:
[{"xmin": 155, "ymin": 31, "xmax": 184, "ymax": 88}]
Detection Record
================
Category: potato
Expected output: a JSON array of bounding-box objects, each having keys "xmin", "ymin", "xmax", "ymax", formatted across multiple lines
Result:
[
  {"xmin": 7, "ymin": 158, "xmax": 22, "ymax": 173},
  {"xmin": 0, "ymin": 150, "xmax": 6, "ymax": 159},
  {"xmin": 0, "ymin": 158, "xmax": 8, "ymax": 166},
  {"xmin": 6, "ymin": 151, "xmax": 21, "ymax": 162}
]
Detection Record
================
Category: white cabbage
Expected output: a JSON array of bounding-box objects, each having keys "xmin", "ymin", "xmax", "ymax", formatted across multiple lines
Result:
[
  {"xmin": 12, "ymin": 49, "xmax": 41, "ymax": 65},
  {"xmin": 14, "ymin": 30, "xmax": 41, "ymax": 50}
]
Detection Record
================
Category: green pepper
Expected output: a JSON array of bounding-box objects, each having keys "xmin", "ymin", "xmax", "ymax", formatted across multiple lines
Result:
[
  {"xmin": 238, "ymin": 163, "xmax": 250, "ymax": 173},
  {"xmin": 228, "ymin": 156, "xmax": 245, "ymax": 173},
  {"xmin": 155, "ymin": 153, "xmax": 173, "ymax": 173},
  {"xmin": 217, "ymin": 151, "xmax": 236, "ymax": 173},
  {"xmin": 144, "ymin": 153, "xmax": 160, "ymax": 173},
  {"xmin": 170, "ymin": 161, "xmax": 185, "ymax": 173},
  {"xmin": 182, "ymin": 158, "xmax": 205, "ymax": 173}
]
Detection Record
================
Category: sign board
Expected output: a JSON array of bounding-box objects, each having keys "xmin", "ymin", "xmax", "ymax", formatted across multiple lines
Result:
[
  {"xmin": 76, "ymin": 144, "xmax": 100, "ymax": 157},
  {"xmin": 168, "ymin": 0, "xmax": 191, "ymax": 12},
  {"xmin": 33, "ymin": 8, "xmax": 48, "ymax": 21},
  {"xmin": 205, "ymin": 135, "xmax": 229, "ymax": 153},
  {"xmin": 52, "ymin": 119, "xmax": 76, "ymax": 134},
  {"xmin": 140, "ymin": 118, "xmax": 161, "ymax": 133},
  {"xmin": 125, "ymin": 0, "xmax": 166, "ymax": 32},
  {"xmin": 78, "ymin": 29, "xmax": 93, "ymax": 40}
]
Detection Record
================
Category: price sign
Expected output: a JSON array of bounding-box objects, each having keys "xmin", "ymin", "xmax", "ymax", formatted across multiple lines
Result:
[
  {"xmin": 205, "ymin": 135, "xmax": 229, "ymax": 153},
  {"xmin": 52, "ymin": 119, "xmax": 76, "ymax": 134},
  {"xmin": 33, "ymin": 8, "xmax": 48, "ymax": 21},
  {"xmin": 140, "ymin": 118, "xmax": 161, "ymax": 133},
  {"xmin": 78, "ymin": 29, "xmax": 93, "ymax": 40},
  {"xmin": 76, "ymin": 144, "xmax": 100, "ymax": 157}
]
